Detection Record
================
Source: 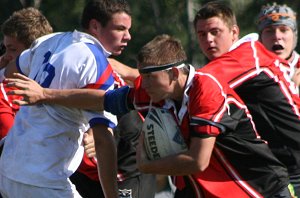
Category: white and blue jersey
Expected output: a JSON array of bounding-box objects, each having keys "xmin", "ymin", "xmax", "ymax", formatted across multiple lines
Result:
[{"xmin": 0, "ymin": 30, "xmax": 117, "ymax": 189}]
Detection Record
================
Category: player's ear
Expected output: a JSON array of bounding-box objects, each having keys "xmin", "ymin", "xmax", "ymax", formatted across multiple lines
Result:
[
  {"xmin": 231, "ymin": 25, "xmax": 240, "ymax": 42},
  {"xmin": 88, "ymin": 19, "xmax": 101, "ymax": 37},
  {"xmin": 170, "ymin": 67, "xmax": 179, "ymax": 81}
]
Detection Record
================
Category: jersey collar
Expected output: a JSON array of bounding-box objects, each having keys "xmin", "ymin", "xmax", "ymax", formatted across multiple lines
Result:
[
  {"xmin": 229, "ymin": 33, "xmax": 259, "ymax": 52},
  {"xmin": 73, "ymin": 30, "xmax": 112, "ymax": 58}
]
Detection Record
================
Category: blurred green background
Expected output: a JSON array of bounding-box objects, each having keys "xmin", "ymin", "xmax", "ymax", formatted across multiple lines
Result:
[{"xmin": 1, "ymin": 0, "xmax": 299, "ymax": 68}]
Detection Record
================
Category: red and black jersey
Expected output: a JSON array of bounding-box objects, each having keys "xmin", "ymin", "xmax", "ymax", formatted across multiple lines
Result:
[
  {"xmin": 200, "ymin": 38, "xmax": 300, "ymax": 175},
  {"xmin": 280, "ymin": 51, "xmax": 300, "ymax": 79},
  {"xmin": 128, "ymin": 68, "xmax": 289, "ymax": 197}
]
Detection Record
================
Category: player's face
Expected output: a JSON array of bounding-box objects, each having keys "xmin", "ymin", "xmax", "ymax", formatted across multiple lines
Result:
[
  {"xmin": 2, "ymin": 35, "xmax": 26, "ymax": 60},
  {"xmin": 195, "ymin": 17, "xmax": 239, "ymax": 60},
  {"xmin": 140, "ymin": 70, "xmax": 173, "ymax": 103},
  {"xmin": 260, "ymin": 25, "xmax": 295, "ymax": 60},
  {"xmin": 97, "ymin": 12, "xmax": 131, "ymax": 56}
]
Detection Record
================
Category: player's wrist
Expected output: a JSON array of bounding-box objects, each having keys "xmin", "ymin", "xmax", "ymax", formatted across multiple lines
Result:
[
  {"xmin": 42, "ymin": 88, "xmax": 51, "ymax": 102},
  {"xmin": 42, "ymin": 88, "xmax": 60, "ymax": 104}
]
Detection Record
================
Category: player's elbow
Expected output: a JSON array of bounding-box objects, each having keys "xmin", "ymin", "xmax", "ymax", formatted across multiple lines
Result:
[
  {"xmin": 137, "ymin": 162, "xmax": 153, "ymax": 174},
  {"xmin": 193, "ymin": 158, "xmax": 210, "ymax": 172}
]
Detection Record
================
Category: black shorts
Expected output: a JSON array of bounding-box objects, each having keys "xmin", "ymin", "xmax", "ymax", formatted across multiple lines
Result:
[{"xmin": 70, "ymin": 171, "xmax": 156, "ymax": 198}]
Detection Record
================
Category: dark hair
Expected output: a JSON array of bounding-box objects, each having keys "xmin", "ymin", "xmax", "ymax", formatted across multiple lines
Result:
[
  {"xmin": 0, "ymin": 42, "xmax": 5, "ymax": 56},
  {"xmin": 81, "ymin": 0, "xmax": 131, "ymax": 29},
  {"xmin": 193, "ymin": 1, "xmax": 237, "ymax": 30}
]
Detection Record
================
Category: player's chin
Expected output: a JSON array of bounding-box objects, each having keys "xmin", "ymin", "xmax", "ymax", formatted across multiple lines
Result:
[
  {"xmin": 149, "ymin": 96, "xmax": 162, "ymax": 103},
  {"xmin": 111, "ymin": 48, "xmax": 124, "ymax": 55},
  {"xmin": 205, "ymin": 52, "xmax": 218, "ymax": 61},
  {"xmin": 273, "ymin": 51, "xmax": 289, "ymax": 60},
  {"xmin": 112, "ymin": 51, "xmax": 122, "ymax": 56}
]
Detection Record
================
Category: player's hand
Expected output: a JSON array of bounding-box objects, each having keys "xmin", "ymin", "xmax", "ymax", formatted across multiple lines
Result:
[
  {"xmin": 5, "ymin": 73, "xmax": 46, "ymax": 105},
  {"xmin": 292, "ymin": 68, "xmax": 300, "ymax": 87},
  {"xmin": 83, "ymin": 129, "xmax": 96, "ymax": 158},
  {"xmin": 136, "ymin": 131, "xmax": 149, "ymax": 171}
]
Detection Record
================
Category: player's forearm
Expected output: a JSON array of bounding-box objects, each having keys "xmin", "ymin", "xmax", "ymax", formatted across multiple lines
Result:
[
  {"xmin": 93, "ymin": 126, "xmax": 118, "ymax": 198},
  {"xmin": 42, "ymin": 88, "xmax": 105, "ymax": 111},
  {"xmin": 108, "ymin": 58, "xmax": 139, "ymax": 85},
  {"xmin": 6, "ymin": 73, "xmax": 106, "ymax": 110},
  {"xmin": 6, "ymin": 73, "xmax": 130, "ymax": 113}
]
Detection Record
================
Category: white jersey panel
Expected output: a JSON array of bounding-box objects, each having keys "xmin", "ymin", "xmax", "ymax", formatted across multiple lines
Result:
[{"xmin": 0, "ymin": 31, "xmax": 117, "ymax": 189}]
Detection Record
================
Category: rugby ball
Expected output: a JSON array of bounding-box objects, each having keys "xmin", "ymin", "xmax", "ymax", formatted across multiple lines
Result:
[{"xmin": 142, "ymin": 107, "xmax": 188, "ymax": 160}]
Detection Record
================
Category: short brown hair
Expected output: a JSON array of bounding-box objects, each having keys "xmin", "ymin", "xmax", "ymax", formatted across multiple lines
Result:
[
  {"xmin": 137, "ymin": 34, "xmax": 187, "ymax": 67},
  {"xmin": 81, "ymin": 0, "xmax": 131, "ymax": 29},
  {"xmin": 1, "ymin": 7, "xmax": 53, "ymax": 48},
  {"xmin": 193, "ymin": 1, "xmax": 237, "ymax": 30}
]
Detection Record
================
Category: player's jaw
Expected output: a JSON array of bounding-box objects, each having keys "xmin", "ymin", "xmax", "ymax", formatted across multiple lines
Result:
[
  {"xmin": 147, "ymin": 91, "xmax": 167, "ymax": 103},
  {"xmin": 111, "ymin": 43, "xmax": 128, "ymax": 56},
  {"xmin": 203, "ymin": 46, "xmax": 220, "ymax": 60},
  {"xmin": 141, "ymin": 78, "xmax": 168, "ymax": 103}
]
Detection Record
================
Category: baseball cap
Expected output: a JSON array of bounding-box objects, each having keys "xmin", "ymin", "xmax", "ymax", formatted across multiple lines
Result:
[{"xmin": 257, "ymin": 3, "xmax": 297, "ymax": 33}]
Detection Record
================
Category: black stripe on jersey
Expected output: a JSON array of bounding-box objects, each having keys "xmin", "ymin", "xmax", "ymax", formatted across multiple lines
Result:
[
  {"xmin": 190, "ymin": 99, "xmax": 257, "ymax": 139},
  {"xmin": 190, "ymin": 117, "xmax": 226, "ymax": 132},
  {"xmin": 227, "ymin": 67, "xmax": 258, "ymax": 88}
]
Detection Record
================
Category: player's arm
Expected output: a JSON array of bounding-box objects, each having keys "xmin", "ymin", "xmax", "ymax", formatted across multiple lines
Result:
[
  {"xmin": 5, "ymin": 73, "xmax": 105, "ymax": 110},
  {"xmin": 137, "ymin": 132, "xmax": 215, "ymax": 175},
  {"xmin": 108, "ymin": 58, "xmax": 139, "ymax": 85},
  {"xmin": 91, "ymin": 124, "xmax": 118, "ymax": 198},
  {"xmin": 6, "ymin": 73, "xmax": 131, "ymax": 114}
]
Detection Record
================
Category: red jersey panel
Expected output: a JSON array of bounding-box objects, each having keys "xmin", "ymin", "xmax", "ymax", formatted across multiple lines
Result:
[
  {"xmin": 128, "ymin": 68, "xmax": 289, "ymax": 197},
  {"xmin": 0, "ymin": 83, "xmax": 21, "ymax": 138},
  {"xmin": 200, "ymin": 40, "xmax": 300, "ymax": 174}
]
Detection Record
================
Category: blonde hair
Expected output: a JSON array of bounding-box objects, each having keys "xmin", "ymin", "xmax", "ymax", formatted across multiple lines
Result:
[{"xmin": 2, "ymin": 7, "xmax": 53, "ymax": 48}]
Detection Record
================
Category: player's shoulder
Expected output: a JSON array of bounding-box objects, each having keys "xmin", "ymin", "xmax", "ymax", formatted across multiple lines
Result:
[
  {"xmin": 31, "ymin": 32, "xmax": 66, "ymax": 49},
  {"xmin": 72, "ymin": 30, "xmax": 111, "ymax": 58}
]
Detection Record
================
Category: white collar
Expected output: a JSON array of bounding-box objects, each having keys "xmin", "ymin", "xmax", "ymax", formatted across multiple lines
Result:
[
  {"xmin": 163, "ymin": 65, "xmax": 196, "ymax": 124},
  {"xmin": 229, "ymin": 33, "xmax": 259, "ymax": 52},
  {"xmin": 72, "ymin": 30, "xmax": 112, "ymax": 58}
]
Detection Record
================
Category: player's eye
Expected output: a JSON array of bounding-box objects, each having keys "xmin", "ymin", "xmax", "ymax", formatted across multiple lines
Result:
[{"xmin": 210, "ymin": 29, "xmax": 221, "ymax": 36}]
